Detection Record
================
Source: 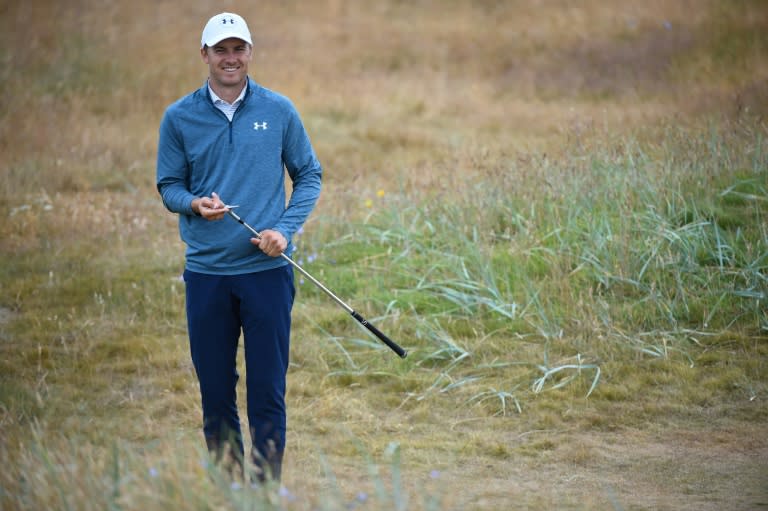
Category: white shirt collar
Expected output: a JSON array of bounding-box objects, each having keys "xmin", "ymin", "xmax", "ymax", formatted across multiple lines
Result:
[{"xmin": 207, "ymin": 81, "xmax": 247, "ymax": 105}]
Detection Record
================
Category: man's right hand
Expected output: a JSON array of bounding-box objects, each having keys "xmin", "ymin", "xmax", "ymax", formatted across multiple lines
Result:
[{"xmin": 191, "ymin": 192, "xmax": 229, "ymax": 221}]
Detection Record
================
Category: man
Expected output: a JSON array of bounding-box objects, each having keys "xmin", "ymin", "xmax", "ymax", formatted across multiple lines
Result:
[{"xmin": 156, "ymin": 12, "xmax": 322, "ymax": 482}]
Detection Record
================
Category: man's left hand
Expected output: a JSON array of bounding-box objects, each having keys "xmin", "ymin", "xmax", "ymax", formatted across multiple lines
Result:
[{"xmin": 252, "ymin": 230, "xmax": 287, "ymax": 257}]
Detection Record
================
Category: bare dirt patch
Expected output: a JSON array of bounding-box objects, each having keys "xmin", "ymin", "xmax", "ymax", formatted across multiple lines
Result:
[{"xmin": 436, "ymin": 419, "xmax": 768, "ymax": 510}]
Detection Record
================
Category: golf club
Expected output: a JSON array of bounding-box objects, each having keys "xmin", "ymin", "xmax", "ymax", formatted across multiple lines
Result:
[{"xmin": 225, "ymin": 207, "xmax": 407, "ymax": 359}]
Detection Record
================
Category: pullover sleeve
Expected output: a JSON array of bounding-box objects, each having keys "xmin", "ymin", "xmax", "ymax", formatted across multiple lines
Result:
[
  {"xmin": 273, "ymin": 104, "xmax": 322, "ymax": 240},
  {"xmin": 156, "ymin": 108, "xmax": 197, "ymax": 216}
]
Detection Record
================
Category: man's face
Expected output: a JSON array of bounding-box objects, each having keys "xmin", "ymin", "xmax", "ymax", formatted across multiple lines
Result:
[{"xmin": 201, "ymin": 38, "xmax": 252, "ymax": 90}]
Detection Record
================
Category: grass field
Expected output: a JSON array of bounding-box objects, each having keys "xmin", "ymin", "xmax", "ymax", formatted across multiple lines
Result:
[{"xmin": 1, "ymin": 1, "xmax": 767, "ymax": 509}]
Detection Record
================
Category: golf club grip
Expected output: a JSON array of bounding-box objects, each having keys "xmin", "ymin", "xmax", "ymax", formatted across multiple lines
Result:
[{"xmin": 351, "ymin": 311, "xmax": 407, "ymax": 358}]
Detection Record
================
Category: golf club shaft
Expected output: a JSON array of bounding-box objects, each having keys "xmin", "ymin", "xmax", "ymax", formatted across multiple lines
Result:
[{"xmin": 227, "ymin": 209, "xmax": 407, "ymax": 358}]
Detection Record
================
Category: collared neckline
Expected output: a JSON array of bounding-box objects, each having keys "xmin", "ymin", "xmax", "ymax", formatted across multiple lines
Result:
[{"xmin": 207, "ymin": 81, "xmax": 247, "ymax": 106}]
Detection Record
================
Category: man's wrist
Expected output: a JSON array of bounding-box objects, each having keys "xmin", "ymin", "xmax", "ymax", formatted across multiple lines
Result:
[{"xmin": 191, "ymin": 198, "xmax": 202, "ymax": 216}]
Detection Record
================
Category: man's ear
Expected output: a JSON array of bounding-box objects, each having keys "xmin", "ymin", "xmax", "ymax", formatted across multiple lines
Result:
[{"xmin": 200, "ymin": 46, "xmax": 209, "ymax": 63}]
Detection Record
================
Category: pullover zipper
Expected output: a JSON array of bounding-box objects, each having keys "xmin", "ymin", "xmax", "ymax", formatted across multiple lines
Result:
[
  {"xmin": 205, "ymin": 81, "xmax": 248, "ymax": 145},
  {"xmin": 229, "ymin": 100, "xmax": 246, "ymax": 144}
]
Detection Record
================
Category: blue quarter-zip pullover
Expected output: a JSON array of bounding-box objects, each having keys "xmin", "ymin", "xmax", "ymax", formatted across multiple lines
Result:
[{"xmin": 156, "ymin": 78, "xmax": 322, "ymax": 274}]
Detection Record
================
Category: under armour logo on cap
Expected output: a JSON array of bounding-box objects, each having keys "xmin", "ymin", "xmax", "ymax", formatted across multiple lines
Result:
[{"xmin": 201, "ymin": 12, "xmax": 252, "ymax": 48}]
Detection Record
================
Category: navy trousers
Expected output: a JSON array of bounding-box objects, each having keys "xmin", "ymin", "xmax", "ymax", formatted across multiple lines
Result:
[{"xmin": 183, "ymin": 265, "xmax": 294, "ymax": 481}]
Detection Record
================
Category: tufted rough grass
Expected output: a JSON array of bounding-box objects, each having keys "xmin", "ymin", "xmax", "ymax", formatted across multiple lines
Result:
[{"xmin": 1, "ymin": 1, "xmax": 767, "ymax": 509}]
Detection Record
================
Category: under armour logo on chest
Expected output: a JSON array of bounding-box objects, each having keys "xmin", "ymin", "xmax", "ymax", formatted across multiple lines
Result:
[{"xmin": 254, "ymin": 121, "xmax": 268, "ymax": 130}]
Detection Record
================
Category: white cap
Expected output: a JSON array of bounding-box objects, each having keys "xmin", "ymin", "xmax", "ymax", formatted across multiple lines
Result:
[{"xmin": 201, "ymin": 12, "xmax": 252, "ymax": 48}]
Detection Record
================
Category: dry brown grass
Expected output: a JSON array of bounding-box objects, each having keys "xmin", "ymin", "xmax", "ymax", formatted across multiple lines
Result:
[{"xmin": 1, "ymin": 1, "xmax": 767, "ymax": 510}]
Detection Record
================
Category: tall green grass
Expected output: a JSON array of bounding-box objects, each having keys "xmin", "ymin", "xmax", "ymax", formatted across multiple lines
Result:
[{"xmin": 281, "ymin": 120, "xmax": 767, "ymax": 417}]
